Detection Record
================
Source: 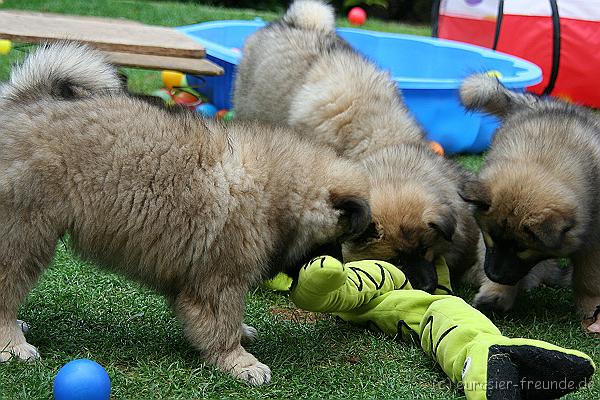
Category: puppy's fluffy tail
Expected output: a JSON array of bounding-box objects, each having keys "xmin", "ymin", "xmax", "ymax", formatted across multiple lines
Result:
[
  {"xmin": 281, "ymin": 0, "xmax": 335, "ymax": 32},
  {"xmin": 459, "ymin": 73, "xmax": 540, "ymax": 118},
  {"xmin": 1, "ymin": 42, "xmax": 122, "ymax": 103}
]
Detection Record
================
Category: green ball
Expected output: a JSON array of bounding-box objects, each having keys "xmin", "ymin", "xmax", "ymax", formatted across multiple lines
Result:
[{"xmin": 223, "ymin": 110, "xmax": 235, "ymax": 122}]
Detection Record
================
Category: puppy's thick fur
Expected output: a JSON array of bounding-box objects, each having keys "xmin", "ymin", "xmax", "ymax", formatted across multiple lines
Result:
[
  {"xmin": 233, "ymin": 0, "xmax": 483, "ymax": 291},
  {"xmin": 234, "ymin": 0, "xmax": 423, "ymax": 158},
  {"xmin": 460, "ymin": 73, "xmax": 600, "ymax": 333},
  {"xmin": 0, "ymin": 43, "xmax": 372, "ymax": 383},
  {"xmin": 342, "ymin": 143, "xmax": 482, "ymax": 292}
]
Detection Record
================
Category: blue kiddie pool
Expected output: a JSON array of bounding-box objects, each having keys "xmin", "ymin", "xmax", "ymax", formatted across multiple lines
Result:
[{"xmin": 178, "ymin": 20, "xmax": 542, "ymax": 154}]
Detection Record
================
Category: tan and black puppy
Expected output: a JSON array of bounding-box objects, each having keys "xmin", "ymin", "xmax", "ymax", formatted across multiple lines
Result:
[
  {"xmin": 233, "ymin": 0, "xmax": 484, "ymax": 292},
  {"xmin": 342, "ymin": 143, "xmax": 482, "ymax": 292},
  {"xmin": 234, "ymin": 0, "xmax": 424, "ymax": 159},
  {"xmin": 460, "ymin": 73, "xmax": 600, "ymax": 334},
  {"xmin": 0, "ymin": 43, "xmax": 371, "ymax": 384}
]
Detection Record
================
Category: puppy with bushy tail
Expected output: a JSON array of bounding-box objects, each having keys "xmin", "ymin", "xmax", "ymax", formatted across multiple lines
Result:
[{"xmin": 460, "ymin": 73, "xmax": 600, "ymax": 334}]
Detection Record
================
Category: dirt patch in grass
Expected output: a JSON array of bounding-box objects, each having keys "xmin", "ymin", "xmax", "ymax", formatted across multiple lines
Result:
[{"xmin": 269, "ymin": 307, "xmax": 326, "ymax": 324}]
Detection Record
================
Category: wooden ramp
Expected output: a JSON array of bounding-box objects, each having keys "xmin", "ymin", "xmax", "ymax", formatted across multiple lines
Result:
[{"xmin": 0, "ymin": 10, "xmax": 223, "ymax": 76}]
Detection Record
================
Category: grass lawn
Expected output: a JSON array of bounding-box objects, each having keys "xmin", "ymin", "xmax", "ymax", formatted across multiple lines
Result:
[{"xmin": 0, "ymin": 1, "xmax": 597, "ymax": 399}]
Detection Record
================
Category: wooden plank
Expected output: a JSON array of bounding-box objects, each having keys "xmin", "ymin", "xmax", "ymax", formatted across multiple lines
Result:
[
  {"xmin": 0, "ymin": 10, "xmax": 205, "ymax": 58},
  {"xmin": 1, "ymin": 10, "xmax": 148, "ymax": 26},
  {"xmin": 105, "ymin": 52, "xmax": 223, "ymax": 76}
]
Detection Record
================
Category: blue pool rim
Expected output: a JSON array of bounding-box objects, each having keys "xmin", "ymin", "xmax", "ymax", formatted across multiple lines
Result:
[{"xmin": 177, "ymin": 19, "xmax": 542, "ymax": 90}]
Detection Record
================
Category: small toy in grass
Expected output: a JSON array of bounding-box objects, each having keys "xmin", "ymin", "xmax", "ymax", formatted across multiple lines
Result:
[
  {"xmin": 196, "ymin": 102, "xmax": 218, "ymax": 117},
  {"xmin": 263, "ymin": 271, "xmax": 293, "ymax": 291},
  {"xmin": 348, "ymin": 7, "xmax": 367, "ymax": 26},
  {"xmin": 428, "ymin": 140, "xmax": 444, "ymax": 156},
  {"xmin": 0, "ymin": 39, "xmax": 12, "ymax": 55},
  {"xmin": 161, "ymin": 70, "xmax": 188, "ymax": 89},
  {"xmin": 53, "ymin": 359, "xmax": 111, "ymax": 400}
]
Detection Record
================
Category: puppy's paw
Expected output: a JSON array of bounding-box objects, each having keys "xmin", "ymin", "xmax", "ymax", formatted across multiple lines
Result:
[
  {"xmin": 0, "ymin": 341, "xmax": 40, "ymax": 362},
  {"xmin": 472, "ymin": 285, "xmax": 517, "ymax": 312},
  {"xmin": 583, "ymin": 319, "xmax": 600, "ymax": 335},
  {"xmin": 576, "ymin": 295, "xmax": 600, "ymax": 335},
  {"xmin": 241, "ymin": 323, "xmax": 258, "ymax": 346},
  {"xmin": 581, "ymin": 305, "xmax": 600, "ymax": 336},
  {"xmin": 219, "ymin": 346, "xmax": 271, "ymax": 386},
  {"xmin": 235, "ymin": 360, "xmax": 272, "ymax": 386}
]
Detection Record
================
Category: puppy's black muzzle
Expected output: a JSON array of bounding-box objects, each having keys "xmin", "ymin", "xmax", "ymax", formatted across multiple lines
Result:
[
  {"xmin": 397, "ymin": 257, "xmax": 438, "ymax": 294},
  {"xmin": 484, "ymin": 245, "xmax": 537, "ymax": 286}
]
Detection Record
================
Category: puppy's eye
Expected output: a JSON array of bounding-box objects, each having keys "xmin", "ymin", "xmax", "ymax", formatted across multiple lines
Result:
[
  {"xmin": 475, "ymin": 202, "xmax": 490, "ymax": 213},
  {"xmin": 561, "ymin": 223, "xmax": 574, "ymax": 236},
  {"xmin": 523, "ymin": 225, "xmax": 537, "ymax": 241},
  {"xmin": 353, "ymin": 222, "xmax": 381, "ymax": 243}
]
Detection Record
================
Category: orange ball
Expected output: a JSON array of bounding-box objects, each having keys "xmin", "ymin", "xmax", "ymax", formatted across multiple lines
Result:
[
  {"xmin": 216, "ymin": 109, "xmax": 228, "ymax": 119},
  {"xmin": 429, "ymin": 141, "xmax": 445, "ymax": 156}
]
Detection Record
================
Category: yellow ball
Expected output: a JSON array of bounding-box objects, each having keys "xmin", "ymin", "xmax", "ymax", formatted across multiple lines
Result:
[
  {"xmin": 486, "ymin": 70, "xmax": 503, "ymax": 79},
  {"xmin": 0, "ymin": 39, "xmax": 12, "ymax": 55},
  {"xmin": 161, "ymin": 70, "xmax": 185, "ymax": 89}
]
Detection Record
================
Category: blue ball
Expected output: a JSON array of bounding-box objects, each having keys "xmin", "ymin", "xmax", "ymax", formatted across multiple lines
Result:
[
  {"xmin": 196, "ymin": 103, "xmax": 218, "ymax": 118},
  {"xmin": 53, "ymin": 359, "xmax": 111, "ymax": 400}
]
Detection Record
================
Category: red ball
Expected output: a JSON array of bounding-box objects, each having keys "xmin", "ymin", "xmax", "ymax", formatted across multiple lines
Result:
[
  {"xmin": 173, "ymin": 91, "xmax": 199, "ymax": 106},
  {"xmin": 348, "ymin": 7, "xmax": 367, "ymax": 26}
]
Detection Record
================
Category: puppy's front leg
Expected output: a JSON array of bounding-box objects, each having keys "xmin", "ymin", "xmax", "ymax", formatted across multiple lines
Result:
[
  {"xmin": 174, "ymin": 285, "xmax": 271, "ymax": 385},
  {"xmin": 572, "ymin": 251, "xmax": 600, "ymax": 334},
  {"xmin": 472, "ymin": 276, "xmax": 520, "ymax": 312}
]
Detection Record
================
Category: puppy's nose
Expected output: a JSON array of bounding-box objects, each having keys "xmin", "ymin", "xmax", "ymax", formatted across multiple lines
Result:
[
  {"xmin": 397, "ymin": 258, "xmax": 438, "ymax": 294},
  {"xmin": 420, "ymin": 280, "xmax": 437, "ymax": 294}
]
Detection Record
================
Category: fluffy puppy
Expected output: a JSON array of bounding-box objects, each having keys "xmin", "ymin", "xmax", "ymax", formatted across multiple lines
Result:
[
  {"xmin": 233, "ymin": 0, "xmax": 483, "ymax": 291},
  {"xmin": 460, "ymin": 73, "xmax": 600, "ymax": 334},
  {"xmin": 234, "ymin": 0, "xmax": 423, "ymax": 159},
  {"xmin": 0, "ymin": 42, "xmax": 371, "ymax": 384},
  {"xmin": 342, "ymin": 143, "xmax": 482, "ymax": 292}
]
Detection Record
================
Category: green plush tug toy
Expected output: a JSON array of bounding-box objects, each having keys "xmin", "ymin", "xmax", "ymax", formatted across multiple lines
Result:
[{"xmin": 267, "ymin": 257, "xmax": 595, "ymax": 400}]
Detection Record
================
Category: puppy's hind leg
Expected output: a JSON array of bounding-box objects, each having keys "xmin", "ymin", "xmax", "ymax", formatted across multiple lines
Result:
[
  {"xmin": 0, "ymin": 216, "xmax": 59, "ymax": 362},
  {"xmin": 572, "ymin": 250, "xmax": 600, "ymax": 334},
  {"xmin": 174, "ymin": 280, "xmax": 271, "ymax": 385}
]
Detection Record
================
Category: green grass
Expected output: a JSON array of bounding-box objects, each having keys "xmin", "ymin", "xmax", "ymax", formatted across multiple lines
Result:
[{"xmin": 0, "ymin": 1, "xmax": 597, "ymax": 399}]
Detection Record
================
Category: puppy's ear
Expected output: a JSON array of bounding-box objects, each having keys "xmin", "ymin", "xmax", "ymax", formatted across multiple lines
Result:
[
  {"xmin": 353, "ymin": 221, "xmax": 382, "ymax": 244},
  {"xmin": 428, "ymin": 208, "xmax": 456, "ymax": 242},
  {"xmin": 333, "ymin": 196, "xmax": 371, "ymax": 238},
  {"xmin": 525, "ymin": 209, "xmax": 576, "ymax": 250},
  {"xmin": 459, "ymin": 177, "xmax": 491, "ymax": 211}
]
